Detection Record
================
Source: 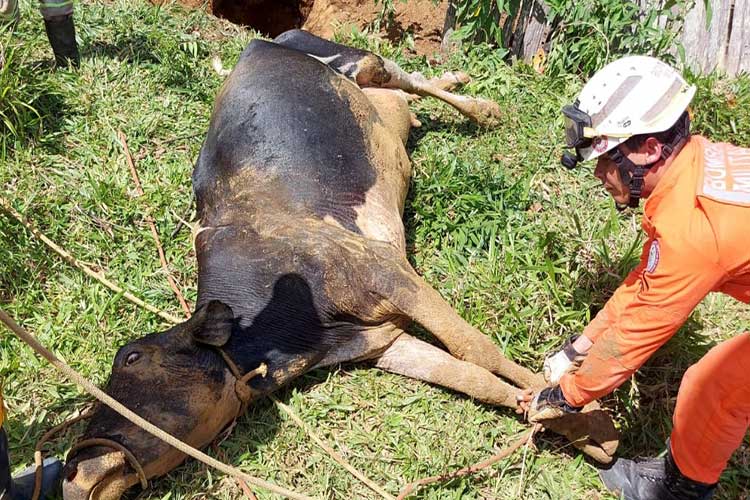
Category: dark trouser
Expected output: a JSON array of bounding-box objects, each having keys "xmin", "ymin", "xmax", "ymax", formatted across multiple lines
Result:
[{"xmin": 0, "ymin": 427, "xmax": 11, "ymax": 497}]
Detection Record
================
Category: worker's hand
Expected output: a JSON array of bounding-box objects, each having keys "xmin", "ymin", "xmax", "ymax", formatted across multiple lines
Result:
[
  {"xmin": 527, "ymin": 385, "xmax": 583, "ymax": 423},
  {"xmin": 543, "ymin": 335, "xmax": 587, "ymax": 384}
]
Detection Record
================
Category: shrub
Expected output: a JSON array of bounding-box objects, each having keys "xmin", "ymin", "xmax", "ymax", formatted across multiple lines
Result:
[
  {"xmin": 544, "ymin": 0, "xmax": 692, "ymax": 77},
  {"xmin": 453, "ymin": 0, "xmax": 699, "ymax": 78}
]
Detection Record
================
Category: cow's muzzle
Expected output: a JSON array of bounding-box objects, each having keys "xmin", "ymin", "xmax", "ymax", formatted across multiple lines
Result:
[{"xmin": 63, "ymin": 439, "xmax": 147, "ymax": 500}]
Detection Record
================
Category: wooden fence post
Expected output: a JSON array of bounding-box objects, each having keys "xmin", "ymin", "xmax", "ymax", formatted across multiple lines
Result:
[
  {"xmin": 681, "ymin": 0, "xmax": 733, "ymax": 73},
  {"xmin": 726, "ymin": 0, "xmax": 750, "ymax": 75}
]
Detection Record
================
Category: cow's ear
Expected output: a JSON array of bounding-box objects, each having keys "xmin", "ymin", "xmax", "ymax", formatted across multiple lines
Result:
[{"xmin": 187, "ymin": 300, "xmax": 234, "ymax": 347}]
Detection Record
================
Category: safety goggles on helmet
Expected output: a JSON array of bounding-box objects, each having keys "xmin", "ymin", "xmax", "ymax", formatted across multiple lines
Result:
[{"xmin": 561, "ymin": 103, "xmax": 596, "ymax": 149}]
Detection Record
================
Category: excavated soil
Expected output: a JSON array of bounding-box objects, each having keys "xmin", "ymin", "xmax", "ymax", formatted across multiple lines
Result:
[{"xmin": 168, "ymin": 0, "xmax": 449, "ymax": 54}]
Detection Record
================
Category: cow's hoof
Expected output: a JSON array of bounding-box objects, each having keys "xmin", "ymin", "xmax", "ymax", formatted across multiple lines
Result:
[{"xmin": 468, "ymin": 98, "xmax": 502, "ymax": 128}]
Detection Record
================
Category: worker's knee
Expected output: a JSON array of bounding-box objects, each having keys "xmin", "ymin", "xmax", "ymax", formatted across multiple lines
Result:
[
  {"xmin": 680, "ymin": 360, "xmax": 707, "ymax": 396},
  {"xmin": 684, "ymin": 333, "xmax": 750, "ymax": 391}
]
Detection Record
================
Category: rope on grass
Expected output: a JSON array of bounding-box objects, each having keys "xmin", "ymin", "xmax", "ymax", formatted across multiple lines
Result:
[
  {"xmin": 0, "ymin": 195, "xmax": 184, "ymax": 325},
  {"xmin": 0, "ymin": 308, "xmax": 315, "ymax": 500},
  {"xmin": 271, "ymin": 395, "xmax": 396, "ymax": 500},
  {"xmin": 117, "ymin": 130, "xmax": 192, "ymax": 318},
  {"xmin": 396, "ymin": 428, "xmax": 536, "ymax": 500}
]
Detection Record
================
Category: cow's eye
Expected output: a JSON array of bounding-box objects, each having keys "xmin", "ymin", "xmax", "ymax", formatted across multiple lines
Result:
[{"xmin": 125, "ymin": 352, "xmax": 141, "ymax": 366}]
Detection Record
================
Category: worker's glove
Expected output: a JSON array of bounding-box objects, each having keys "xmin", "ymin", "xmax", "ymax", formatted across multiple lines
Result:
[
  {"xmin": 543, "ymin": 335, "xmax": 587, "ymax": 384},
  {"xmin": 528, "ymin": 385, "xmax": 583, "ymax": 423}
]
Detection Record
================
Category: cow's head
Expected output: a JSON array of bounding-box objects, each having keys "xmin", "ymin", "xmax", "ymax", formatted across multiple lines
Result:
[{"xmin": 62, "ymin": 301, "xmax": 243, "ymax": 500}]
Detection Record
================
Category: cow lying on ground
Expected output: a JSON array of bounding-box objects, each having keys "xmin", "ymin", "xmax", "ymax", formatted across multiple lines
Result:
[{"xmin": 62, "ymin": 30, "xmax": 618, "ymax": 499}]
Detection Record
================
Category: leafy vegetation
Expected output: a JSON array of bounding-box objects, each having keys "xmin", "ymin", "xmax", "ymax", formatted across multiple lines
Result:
[
  {"xmin": 455, "ymin": 0, "xmax": 697, "ymax": 78},
  {"xmin": 0, "ymin": 28, "xmax": 49, "ymax": 151},
  {"xmin": 542, "ymin": 0, "xmax": 691, "ymax": 77},
  {"xmin": 0, "ymin": 0, "xmax": 748, "ymax": 498}
]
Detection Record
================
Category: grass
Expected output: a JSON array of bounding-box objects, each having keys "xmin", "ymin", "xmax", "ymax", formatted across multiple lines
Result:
[{"xmin": 1, "ymin": 0, "xmax": 749, "ymax": 498}]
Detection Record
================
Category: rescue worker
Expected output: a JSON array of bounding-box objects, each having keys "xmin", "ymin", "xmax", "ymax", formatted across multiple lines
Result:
[
  {"xmin": 0, "ymin": 0, "xmax": 79, "ymax": 68},
  {"xmin": 519, "ymin": 55, "xmax": 750, "ymax": 500},
  {"xmin": 0, "ymin": 390, "xmax": 62, "ymax": 499}
]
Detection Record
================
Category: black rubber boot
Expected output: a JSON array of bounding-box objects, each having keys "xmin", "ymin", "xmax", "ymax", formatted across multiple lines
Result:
[
  {"xmin": 4, "ymin": 458, "xmax": 63, "ymax": 500},
  {"xmin": 599, "ymin": 445, "xmax": 716, "ymax": 500},
  {"xmin": 0, "ymin": 428, "xmax": 62, "ymax": 500},
  {"xmin": 0, "ymin": 428, "xmax": 12, "ymax": 498},
  {"xmin": 43, "ymin": 14, "xmax": 79, "ymax": 68}
]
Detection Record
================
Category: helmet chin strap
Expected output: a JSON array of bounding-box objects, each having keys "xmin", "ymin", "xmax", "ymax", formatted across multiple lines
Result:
[
  {"xmin": 608, "ymin": 113, "xmax": 690, "ymax": 209},
  {"xmin": 607, "ymin": 148, "xmax": 652, "ymax": 209}
]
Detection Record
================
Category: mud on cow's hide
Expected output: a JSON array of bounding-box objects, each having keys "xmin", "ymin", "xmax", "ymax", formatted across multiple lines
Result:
[{"xmin": 61, "ymin": 29, "xmax": 618, "ymax": 500}]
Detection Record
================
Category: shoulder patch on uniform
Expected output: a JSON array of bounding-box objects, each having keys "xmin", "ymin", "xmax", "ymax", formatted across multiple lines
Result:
[
  {"xmin": 699, "ymin": 141, "xmax": 750, "ymax": 206},
  {"xmin": 646, "ymin": 239, "xmax": 660, "ymax": 273}
]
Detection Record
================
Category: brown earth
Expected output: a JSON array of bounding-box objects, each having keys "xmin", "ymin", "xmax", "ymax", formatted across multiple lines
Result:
[
  {"xmin": 303, "ymin": 0, "xmax": 448, "ymax": 55},
  {"xmin": 163, "ymin": 0, "xmax": 449, "ymax": 55}
]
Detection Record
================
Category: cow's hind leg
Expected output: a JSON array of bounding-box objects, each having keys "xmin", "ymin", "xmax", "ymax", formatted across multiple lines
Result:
[
  {"xmin": 273, "ymin": 29, "xmax": 499, "ymax": 127},
  {"xmin": 376, "ymin": 60, "xmax": 501, "ymax": 127},
  {"xmin": 274, "ymin": 29, "xmax": 391, "ymax": 87},
  {"xmin": 362, "ymin": 88, "xmax": 418, "ymax": 145}
]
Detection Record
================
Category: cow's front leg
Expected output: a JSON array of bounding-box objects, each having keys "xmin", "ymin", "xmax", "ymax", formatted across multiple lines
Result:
[
  {"xmin": 374, "ymin": 333, "xmax": 521, "ymax": 408},
  {"xmin": 372, "ymin": 334, "xmax": 618, "ymax": 463},
  {"xmin": 385, "ymin": 265, "xmax": 543, "ymax": 389},
  {"xmin": 322, "ymin": 235, "xmax": 619, "ymax": 463}
]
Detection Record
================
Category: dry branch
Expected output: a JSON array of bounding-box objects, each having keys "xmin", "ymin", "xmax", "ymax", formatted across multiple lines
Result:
[
  {"xmin": 118, "ymin": 130, "xmax": 192, "ymax": 318},
  {"xmin": 0, "ymin": 195, "xmax": 184, "ymax": 325},
  {"xmin": 237, "ymin": 478, "xmax": 259, "ymax": 500}
]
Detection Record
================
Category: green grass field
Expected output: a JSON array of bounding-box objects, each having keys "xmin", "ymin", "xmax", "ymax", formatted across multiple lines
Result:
[{"xmin": 1, "ymin": 0, "xmax": 749, "ymax": 498}]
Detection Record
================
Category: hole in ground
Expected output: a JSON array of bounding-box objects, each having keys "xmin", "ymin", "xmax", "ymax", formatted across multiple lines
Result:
[{"xmin": 210, "ymin": 0, "xmax": 315, "ymax": 38}]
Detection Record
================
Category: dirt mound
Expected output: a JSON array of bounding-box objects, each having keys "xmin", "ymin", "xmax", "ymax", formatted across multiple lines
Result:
[
  {"xmin": 303, "ymin": 0, "xmax": 448, "ymax": 55},
  {"xmin": 172, "ymin": 0, "xmax": 449, "ymax": 54}
]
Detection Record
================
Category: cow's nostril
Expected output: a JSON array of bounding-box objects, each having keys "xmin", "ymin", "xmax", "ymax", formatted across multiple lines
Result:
[{"xmin": 66, "ymin": 467, "xmax": 78, "ymax": 482}]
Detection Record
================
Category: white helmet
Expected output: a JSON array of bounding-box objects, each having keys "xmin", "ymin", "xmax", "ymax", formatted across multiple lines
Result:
[{"xmin": 563, "ymin": 55, "xmax": 696, "ymax": 162}]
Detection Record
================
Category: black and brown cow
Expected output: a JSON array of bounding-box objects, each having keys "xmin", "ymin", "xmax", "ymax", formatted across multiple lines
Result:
[{"xmin": 62, "ymin": 30, "xmax": 617, "ymax": 499}]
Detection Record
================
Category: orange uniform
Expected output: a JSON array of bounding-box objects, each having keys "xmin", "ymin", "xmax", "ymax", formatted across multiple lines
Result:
[{"xmin": 559, "ymin": 135, "xmax": 750, "ymax": 483}]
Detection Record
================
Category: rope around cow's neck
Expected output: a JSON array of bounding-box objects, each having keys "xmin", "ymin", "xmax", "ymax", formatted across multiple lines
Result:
[
  {"xmin": 217, "ymin": 349, "xmax": 268, "ymax": 413},
  {"xmin": 0, "ymin": 307, "xmax": 316, "ymax": 500}
]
